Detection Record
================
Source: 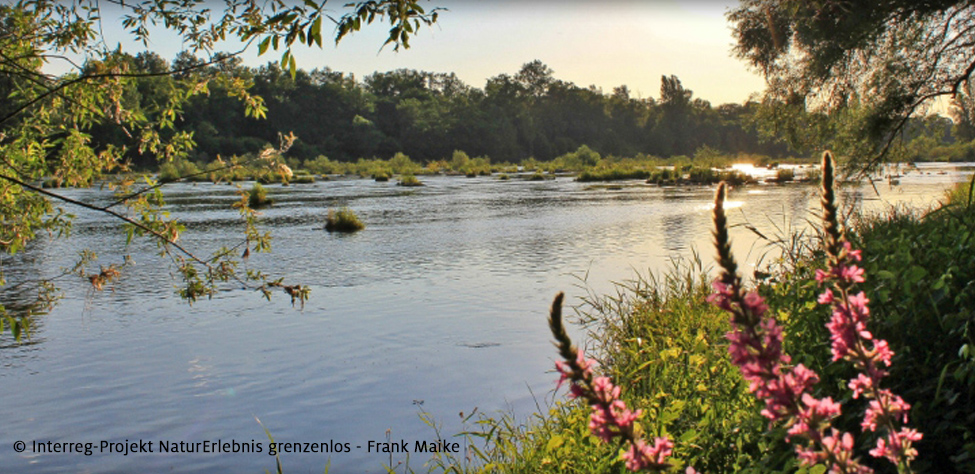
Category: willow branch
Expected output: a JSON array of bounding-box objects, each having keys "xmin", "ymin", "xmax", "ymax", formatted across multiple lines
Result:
[
  {"xmin": 0, "ymin": 172, "xmax": 210, "ymax": 268},
  {"xmin": 0, "ymin": 48, "xmax": 246, "ymax": 127}
]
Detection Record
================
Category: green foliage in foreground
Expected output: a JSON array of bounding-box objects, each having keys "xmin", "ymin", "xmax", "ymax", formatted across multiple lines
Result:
[
  {"xmin": 324, "ymin": 208, "xmax": 365, "ymax": 233},
  {"xmin": 441, "ymin": 179, "xmax": 975, "ymax": 473},
  {"xmin": 843, "ymin": 184, "xmax": 975, "ymax": 472}
]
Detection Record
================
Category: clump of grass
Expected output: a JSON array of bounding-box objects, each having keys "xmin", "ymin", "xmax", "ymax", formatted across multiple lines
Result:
[
  {"xmin": 373, "ymin": 171, "xmax": 390, "ymax": 182},
  {"xmin": 768, "ymin": 168, "xmax": 794, "ymax": 183},
  {"xmin": 716, "ymin": 169, "xmax": 754, "ymax": 186},
  {"xmin": 291, "ymin": 174, "xmax": 315, "ymax": 184},
  {"xmin": 685, "ymin": 166, "xmax": 718, "ymax": 184},
  {"xmin": 527, "ymin": 171, "xmax": 547, "ymax": 181},
  {"xmin": 646, "ymin": 168, "xmax": 680, "ymax": 185},
  {"xmin": 398, "ymin": 174, "xmax": 423, "ymax": 186},
  {"xmin": 498, "ymin": 173, "xmax": 509, "ymax": 180},
  {"xmin": 576, "ymin": 168, "xmax": 651, "ymax": 182},
  {"xmin": 324, "ymin": 207, "xmax": 364, "ymax": 232},
  {"xmin": 247, "ymin": 182, "xmax": 272, "ymax": 208}
]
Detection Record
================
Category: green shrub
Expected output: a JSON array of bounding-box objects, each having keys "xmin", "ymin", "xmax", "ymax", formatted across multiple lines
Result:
[
  {"xmin": 554, "ymin": 144, "xmax": 601, "ymax": 171},
  {"xmin": 247, "ymin": 183, "xmax": 272, "ymax": 208},
  {"xmin": 398, "ymin": 174, "xmax": 423, "ymax": 186},
  {"xmin": 290, "ymin": 175, "xmax": 315, "ymax": 184},
  {"xmin": 449, "ymin": 150, "xmax": 470, "ymax": 171},
  {"xmin": 158, "ymin": 160, "xmax": 202, "ymax": 182},
  {"xmin": 685, "ymin": 166, "xmax": 718, "ymax": 184},
  {"xmin": 842, "ymin": 202, "xmax": 975, "ymax": 472},
  {"xmin": 646, "ymin": 168, "xmax": 679, "ymax": 185},
  {"xmin": 305, "ymin": 155, "xmax": 340, "ymax": 175},
  {"xmin": 389, "ymin": 152, "xmax": 420, "ymax": 175},
  {"xmin": 158, "ymin": 162, "xmax": 180, "ymax": 182},
  {"xmin": 324, "ymin": 207, "xmax": 364, "ymax": 232}
]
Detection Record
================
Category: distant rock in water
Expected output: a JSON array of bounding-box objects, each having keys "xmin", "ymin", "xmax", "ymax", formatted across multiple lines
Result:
[{"xmin": 457, "ymin": 342, "xmax": 501, "ymax": 349}]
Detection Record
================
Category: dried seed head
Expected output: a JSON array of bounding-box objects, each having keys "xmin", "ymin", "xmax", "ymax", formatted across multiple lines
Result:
[
  {"xmin": 712, "ymin": 182, "xmax": 739, "ymax": 288},
  {"xmin": 820, "ymin": 151, "xmax": 843, "ymax": 261}
]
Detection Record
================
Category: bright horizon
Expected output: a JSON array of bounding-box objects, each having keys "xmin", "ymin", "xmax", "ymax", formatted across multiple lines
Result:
[{"xmin": 55, "ymin": 0, "xmax": 768, "ymax": 106}]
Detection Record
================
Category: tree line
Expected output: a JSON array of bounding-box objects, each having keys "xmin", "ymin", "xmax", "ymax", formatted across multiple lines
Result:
[{"xmin": 91, "ymin": 53, "xmax": 804, "ymax": 168}]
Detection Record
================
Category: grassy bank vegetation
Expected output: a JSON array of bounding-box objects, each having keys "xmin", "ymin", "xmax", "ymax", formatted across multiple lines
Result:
[
  {"xmin": 427, "ymin": 177, "xmax": 975, "ymax": 473},
  {"xmin": 146, "ymin": 144, "xmax": 820, "ymax": 188}
]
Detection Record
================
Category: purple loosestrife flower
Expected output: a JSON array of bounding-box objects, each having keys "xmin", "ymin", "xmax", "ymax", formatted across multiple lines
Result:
[
  {"xmin": 547, "ymin": 292, "xmax": 671, "ymax": 472},
  {"xmin": 818, "ymin": 152, "xmax": 921, "ymax": 471},
  {"xmin": 710, "ymin": 179, "xmax": 872, "ymax": 473}
]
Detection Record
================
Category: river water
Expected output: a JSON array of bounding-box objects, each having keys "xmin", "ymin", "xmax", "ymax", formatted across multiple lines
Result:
[{"xmin": 1, "ymin": 163, "xmax": 971, "ymax": 473}]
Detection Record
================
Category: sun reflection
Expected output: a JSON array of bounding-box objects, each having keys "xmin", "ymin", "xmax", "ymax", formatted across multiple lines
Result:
[
  {"xmin": 731, "ymin": 163, "xmax": 777, "ymax": 179},
  {"xmin": 700, "ymin": 200, "xmax": 744, "ymax": 211}
]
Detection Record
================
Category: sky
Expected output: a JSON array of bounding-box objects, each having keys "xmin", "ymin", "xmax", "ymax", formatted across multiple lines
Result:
[{"xmin": 73, "ymin": 0, "xmax": 768, "ymax": 106}]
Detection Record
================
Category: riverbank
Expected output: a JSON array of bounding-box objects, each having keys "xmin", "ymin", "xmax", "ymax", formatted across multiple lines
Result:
[{"xmin": 435, "ymin": 178, "xmax": 975, "ymax": 473}]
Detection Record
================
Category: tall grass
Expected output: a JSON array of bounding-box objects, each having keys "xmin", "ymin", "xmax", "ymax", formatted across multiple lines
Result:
[{"xmin": 398, "ymin": 174, "xmax": 424, "ymax": 186}]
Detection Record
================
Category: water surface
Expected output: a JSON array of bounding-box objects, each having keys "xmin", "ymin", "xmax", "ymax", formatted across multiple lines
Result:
[{"xmin": 1, "ymin": 165, "xmax": 970, "ymax": 473}]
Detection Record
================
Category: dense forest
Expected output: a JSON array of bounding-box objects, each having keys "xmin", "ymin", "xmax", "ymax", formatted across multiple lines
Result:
[
  {"xmin": 64, "ymin": 52, "xmax": 975, "ymax": 172},
  {"xmin": 89, "ymin": 53, "xmax": 802, "ymax": 168}
]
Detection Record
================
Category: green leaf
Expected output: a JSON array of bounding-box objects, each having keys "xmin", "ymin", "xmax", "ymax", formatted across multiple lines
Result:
[
  {"xmin": 905, "ymin": 265, "xmax": 928, "ymax": 286},
  {"xmin": 310, "ymin": 16, "xmax": 322, "ymax": 47},
  {"xmin": 258, "ymin": 36, "xmax": 271, "ymax": 55},
  {"xmin": 545, "ymin": 435, "xmax": 564, "ymax": 452},
  {"xmin": 288, "ymin": 54, "xmax": 296, "ymax": 79}
]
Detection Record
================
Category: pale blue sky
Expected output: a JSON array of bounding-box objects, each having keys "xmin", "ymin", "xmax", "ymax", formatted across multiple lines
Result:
[{"xmin": 68, "ymin": 0, "xmax": 768, "ymax": 105}]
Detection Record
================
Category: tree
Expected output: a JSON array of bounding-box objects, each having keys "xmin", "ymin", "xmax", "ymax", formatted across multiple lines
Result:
[
  {"xmin": 729, "ymin": 0, "xmax": 975, "ymax": 169},
  {"xmin": 950, "ymin": 79, "xmax": 975, "ymax": 142},
  {"xmin": 0, "ymin": 0, "xmax": 439, "ymax": 338}
]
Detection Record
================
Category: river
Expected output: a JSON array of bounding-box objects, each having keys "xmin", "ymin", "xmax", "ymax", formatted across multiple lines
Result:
[{"xmin": 1, "ymin": 163, "xmax": 971, "ymax": 473}]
